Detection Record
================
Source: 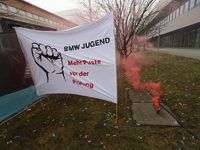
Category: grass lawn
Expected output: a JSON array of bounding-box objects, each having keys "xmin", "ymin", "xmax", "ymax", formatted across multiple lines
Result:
[{"xmin": 0, "ymin": 50, "xmax": 200, "ymax": 150}]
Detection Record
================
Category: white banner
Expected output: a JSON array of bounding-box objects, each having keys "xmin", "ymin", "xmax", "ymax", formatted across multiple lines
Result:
[{"xmin": 14, "ymin": 11, "xmax": 117, "ymax": 104}]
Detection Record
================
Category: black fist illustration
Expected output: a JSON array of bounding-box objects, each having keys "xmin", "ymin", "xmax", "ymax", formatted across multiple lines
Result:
[{"xmin": 31, "ymin": 43, "xmax": 66, "ymax": 82}]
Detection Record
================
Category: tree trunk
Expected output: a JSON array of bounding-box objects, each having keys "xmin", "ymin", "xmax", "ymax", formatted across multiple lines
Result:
[{"xmin": 143, "ymin": 45, "xmax": 145, "ymax": 54}]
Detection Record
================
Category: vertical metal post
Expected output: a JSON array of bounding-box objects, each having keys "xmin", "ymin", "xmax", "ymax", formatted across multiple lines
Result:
[{"xmin": 158, "ymin": 23, "xmax": 160, "ymax": 51}]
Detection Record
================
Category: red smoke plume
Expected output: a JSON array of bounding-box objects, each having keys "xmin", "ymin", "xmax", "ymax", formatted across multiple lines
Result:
[{"xmin": 118, "ymin": 53, "xmax": 162, "ymax": 108}]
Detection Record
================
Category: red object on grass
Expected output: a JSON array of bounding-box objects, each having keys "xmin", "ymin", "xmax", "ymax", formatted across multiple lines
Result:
[{"xmin": 71, "ymin": 137, "xmax": 73, "ymax": 140}]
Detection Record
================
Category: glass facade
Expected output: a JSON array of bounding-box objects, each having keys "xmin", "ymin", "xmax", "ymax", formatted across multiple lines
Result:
[
  {"xmin": 184, "ymin": 1, "xmax": 189, "ymax": 13},
  {"xmin": 189, "ymin": 30, "xmax": 196, "ymax": 48},
  {"xmin": 176, "ymin": 8, "xmax": 179, "ymax": 17},
  {"xmin": 180, "ymin": 5, "xmax": 184, "ymax": 15},
  {"xmin": 189, "ymin": 0, "xmax": 195, "ymax": 9},
  {"xmin": 19, "ymin": 10, "xmax": 26, "ymax": 16},
  {"xmin": 27, "ymin": 12, "xmax": 33, "ymax": 18},
  {"xmin": 156, "ymin": 28, "xmax": 200, "ymax": 49},
  {"xmin": 8, "ymin": 6, "xmax": 17, "ymax": 13},
  {"xmin": 196, "ymin": 0, "xmax": 200, "ymax": 6},
  {"xmin": 173, "ymin": 11, "xmax": 176, "ymax": 20},
  {"xmin": 170, "ymin": 13, "xmax": 172, "ymax": 21},
  {"xmin": 0, "ymin": 23, "xmax": 3, "ymax": 33},
  {"xmin": 0, "ymin": 3, "xmax": 7, "ymax": 10},
  {"xmin": 45, "ymin": 18, "xmax": 49, "ymax": 23},
  {"xmin": 33, "ymin": 14, "xmax": 39, "ymax": 20},
  {"xmin": 39, "ymin": 17, "xmax": 44, "ymax": 21},
  {"xmin": 149, "ymin": 0, "xmax": 200, "ymax": 49},
  {"xmin": 195, "ymin": 29, "xmax": 200, "ymax": 48}
]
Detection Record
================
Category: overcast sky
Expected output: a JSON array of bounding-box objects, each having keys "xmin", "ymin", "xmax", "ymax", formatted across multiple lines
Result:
[{"xmin": 25, "ymin": 0, "xmax": 78, "ymax": 13}]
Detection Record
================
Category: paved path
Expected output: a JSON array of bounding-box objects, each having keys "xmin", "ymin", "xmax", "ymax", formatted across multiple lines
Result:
[{"xmin": 146, "ymin": 48, "xmax": 200, "ymax": 60}]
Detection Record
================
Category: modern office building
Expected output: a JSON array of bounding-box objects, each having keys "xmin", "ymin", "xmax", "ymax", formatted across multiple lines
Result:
[{"xmin": 146, "ymin": 0, "xmax": 200, "ymax": 49}]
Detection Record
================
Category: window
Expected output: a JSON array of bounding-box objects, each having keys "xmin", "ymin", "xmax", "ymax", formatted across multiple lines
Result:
[
  {"xmin": 189, "ymin": 0, "xmax": 195, "ymax": 9},
  {"xmin": 185, "ymin": 31, "xmax": 190, "ymax": 47},
  {"xmin": 173, "ymin": 11, "xmax": 176, "ymax": 20},
  {"xmin": 0, "ymin": 23, "xmax": 3, "ymax": 33},
  {"xmin": 184, "ymin": 1, "xmax": 189, "ymax": 13},
  {"xmin": 19, "ymin": 10, "xmax": 26, "ymax": 16},
  {"xmin": 180, "ymin": 5, "xmax": 184, "ymax": 15},
  {"xmin": 167, "ymin": 15, "xmax": 169, "ymax": 23},
  {"xmin": 0, "ymin": 3, "xmax": 7, "ymax": 10},
  {"xmin": 57, "ymin": 22, "xmax": 59, "ymax": 26},
  {"xmin": 176, "ymin": 8, "xmax": 179, "ymax": 18},
  {"xmin": 189, "ymin": 30, "xmax": 195, "ymax": 48},
  {"xmin": 169, "ymin": 13, "xmax": 172, "ymax": 21},
  {"xmin": 27, "ymin": 12, "xmax": 33, "ymax": 18},
  {"xmin": 33, "ymin": 14, "xmax": 39, "ymax": 20},
  {"xmin": 8, "ymin": 6, "xmax": 17, "ymax": 13},
  {"xmin": 181, "ymin": 32, "xmax": 186, "ymax": 47},
  {"xmin": 39, "ymin": 16, "xmax": 44, "ymax": 21},
  {"xmin": 195, "ymin": 28, "xmax": 200, "ymax": 48},
  {"xmin": 53, "ymin": 22, "xmax": 56, "ymax": 25},
  {"xmin": 49, "ymin": 20, "xmax": 53, "ymax": 24},
  {"xmin": 196, "ymin": 0, "xmax": 200, "ymax": 6},
  {"xmin": 45, "ymin": 18, "xmax": 49, "ymax": 23}
]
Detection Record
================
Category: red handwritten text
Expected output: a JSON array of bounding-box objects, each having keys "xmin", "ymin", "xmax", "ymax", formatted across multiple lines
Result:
[
  {"xmin": 72, "ymin": 79, "xmax": 94, "ymax": 89},
  {"xmin": 68, "ymin": 60, "xmax": 101, "ymax": 65},
  {"xmin": 70, "ymin": 71, "xmax": 89, "ymax": 76}
]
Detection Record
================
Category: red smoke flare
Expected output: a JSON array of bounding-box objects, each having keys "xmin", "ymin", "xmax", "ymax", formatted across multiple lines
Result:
[{"xmin": 118, "ymin": 53, "xmax": 162, "ymax": 109}]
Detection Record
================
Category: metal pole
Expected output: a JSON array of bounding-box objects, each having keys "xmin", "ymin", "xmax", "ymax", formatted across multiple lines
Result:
[{"xmin": 158, "ymin": 23, "xmax": 160, "ymax": 51}]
